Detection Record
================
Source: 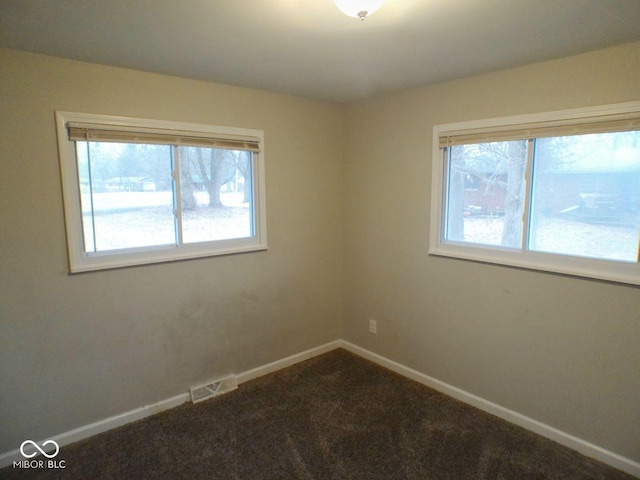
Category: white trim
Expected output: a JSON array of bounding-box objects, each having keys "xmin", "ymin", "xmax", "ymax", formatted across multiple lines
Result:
[
  {"xmin": 55, "ymin": 111, "xmax": 268, "ymax": 273},
  {"xmin": 435, "ymin": 100, "xmax": 640, "ymax": 139},
  {"xmin": 236, "ymin": 340, "xmax": 342, "ymax": 383},
  {"xmin": 2, "ymin": 339, "xmax": 638, "ymax": 478},
  {"xmin": 429, "ymin": 100, "xmax": 640, "ymax": 286},
  {"xmin": 338, "ymin": 340, "xmax": 640, "ymax": 478},
  {"xmin": 0, "ymin": 341, "xmax": 340, "ymax": 469},
  {"xmin": 0, "ymin": 392, "xmax": 190, "ymax": 469}
]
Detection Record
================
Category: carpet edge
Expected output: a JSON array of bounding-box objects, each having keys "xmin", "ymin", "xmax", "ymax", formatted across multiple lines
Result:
[{"xmin": 339, "ymin": 340, "xmax": 640, "ymax": 478}]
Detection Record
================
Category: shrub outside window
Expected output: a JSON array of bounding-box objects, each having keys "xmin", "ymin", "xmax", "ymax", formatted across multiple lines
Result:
[
  {"xmin": 430, "ymin": 102, "xmax": 640, "ymax": 285},
  {"xmin": 56, "ymin": 112, "xmax": 267, "ymax": 273}
]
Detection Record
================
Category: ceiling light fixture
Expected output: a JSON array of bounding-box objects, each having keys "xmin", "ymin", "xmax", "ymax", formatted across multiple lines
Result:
[{"xmin": 333, "ymin": 0, "xmax": 387, "ymax": 21}]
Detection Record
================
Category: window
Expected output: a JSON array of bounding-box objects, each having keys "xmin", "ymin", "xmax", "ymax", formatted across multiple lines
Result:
[
  {"xmin": 430, "ymin": 102, "xmax": 640, "ymax": 285},
  {"xmin": 56, "ymin": 112, "xmax": 267, "ymax": 272}
]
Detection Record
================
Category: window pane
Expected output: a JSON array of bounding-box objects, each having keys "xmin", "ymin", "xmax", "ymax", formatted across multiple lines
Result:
[
  {"xmin": 77, "ymin": 142, "xmax": 175, "ymax": 252},
  {"xmin": 179, "ymin": 147, "xmax": 253, "ymax": 243},
  {"xmin": 445, "ymin": 141, "xmax": 527, "ymax": 248},
  {"xmin": 529, "ymin": 132, "xmax": 640, "ymax": 262}
]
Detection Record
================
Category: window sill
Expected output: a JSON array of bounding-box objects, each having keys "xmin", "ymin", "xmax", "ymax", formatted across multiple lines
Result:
[
  {"xmin": 69, "ymin": 241, "xmax": 268, "ymax": 273},
  {"xmin": 428, "ymin": 244, "xmax": 640, "ymax": 286}
]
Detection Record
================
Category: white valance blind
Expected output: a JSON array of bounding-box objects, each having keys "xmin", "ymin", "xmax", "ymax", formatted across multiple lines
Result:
[
  {"xmin": 438, "ymin": 113, "xmax": 640, "ymax": 148},
  {"xmin": 67, "ymin": 122, "xmax": 261, "ymax": 153}
]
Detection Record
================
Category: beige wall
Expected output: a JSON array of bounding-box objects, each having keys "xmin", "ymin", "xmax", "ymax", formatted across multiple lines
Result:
[
  {"xmin": 0, "ymin": 48, "xmax": 345, "ymax": 452},
  {"xmin": 1, "ymin": 42, "xmax": 639, "ymax": 464},
  {"xmin": 343, "ymin": 42, "xmax": 640, "ymax": 461}
]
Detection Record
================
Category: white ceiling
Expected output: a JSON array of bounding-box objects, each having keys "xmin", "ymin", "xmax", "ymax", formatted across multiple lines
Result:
[{"xmin": 1, "ymin": 0, "xmax": 639, "ymax": 103}]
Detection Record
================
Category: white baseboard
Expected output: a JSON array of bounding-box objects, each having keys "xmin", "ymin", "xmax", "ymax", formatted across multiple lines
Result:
[
  {"xmin": 2, "ymin": 339, "xmax": 638, "ymax": 478},
  {"xmin": 0, "ymin": 340, "xmax": 341, "ymax": 469},
  {"xmin": 0, "ymin": 392, "xmax": 190, "ymax": 469},
  {"xmin": 236, "ymin": 340, "xmax": 342, "ymax": 384},
  {"xmin": 337, "ymin": 340, "xmax": 640, "ymax": 478}
]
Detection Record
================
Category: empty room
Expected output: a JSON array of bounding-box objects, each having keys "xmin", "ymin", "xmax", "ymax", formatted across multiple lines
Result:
[{"xmin": 1, "ymin": 1, "xmax": 639, "ymax": 478}]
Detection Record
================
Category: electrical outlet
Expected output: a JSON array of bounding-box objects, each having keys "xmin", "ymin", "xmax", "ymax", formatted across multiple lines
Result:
[{"xmin": 369, "ymin": 319, "xmax": 377, "ymax": 334}]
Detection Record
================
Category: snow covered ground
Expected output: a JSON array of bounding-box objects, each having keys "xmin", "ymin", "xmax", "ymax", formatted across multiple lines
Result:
[
  {"xmin": 82, "ymin": 191, "xmax": 250, "ymax": 251},
  {"xmin": 463, "ymin": 216, "xmax": 639, "ymax": 262}
]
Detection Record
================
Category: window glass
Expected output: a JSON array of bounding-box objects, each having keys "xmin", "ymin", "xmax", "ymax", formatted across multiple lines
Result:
[
  {"xmin": 430, "ymin": 102, "xmax": 640, "ymax": 285},
  {"xmin": 179, "ymin": 147, "xmax": 253, "ymax": 243},
  {"xmin": 77, "ymin": 142, "xmax": 175, "ymax": 252},
  {"xmin": 445, "ymin": 140, "xmax": 526, "ymax": 248},
  {"xmin": 56, "ymin": 111, "xmax": 266, "ymax": 272},
  {"xmin": 529, "ymin": 132, "xmax": 640, "ymax": 262}
]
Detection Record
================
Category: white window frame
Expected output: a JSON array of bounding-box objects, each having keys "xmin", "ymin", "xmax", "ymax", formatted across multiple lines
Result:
[
  {"xmin": 429, "ymin": 101, "xmax": 640, "ymax": 286},
  {"xmin": 56, "ymin": 111, "xmax": 267, "ymax": 273}
]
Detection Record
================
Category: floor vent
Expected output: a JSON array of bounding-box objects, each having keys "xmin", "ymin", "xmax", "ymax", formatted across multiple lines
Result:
[{"xmin": 190, "ymin": 375, "xmax": 238, "ymax": 404}]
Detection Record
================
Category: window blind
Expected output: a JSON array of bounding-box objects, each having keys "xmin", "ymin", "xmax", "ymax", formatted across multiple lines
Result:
[
  {"xmin": 438, "ymin": 114, "xmax": 640, "ymax": 148},
  {"xmin": 67, "ymin": 122, "xmax": 261, "ymax": 153}
]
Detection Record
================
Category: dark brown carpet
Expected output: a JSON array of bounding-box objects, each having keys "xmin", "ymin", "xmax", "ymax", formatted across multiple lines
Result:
[{"xmin": 2, "ymin": 349, "xmax": 635, "ymax": 479}]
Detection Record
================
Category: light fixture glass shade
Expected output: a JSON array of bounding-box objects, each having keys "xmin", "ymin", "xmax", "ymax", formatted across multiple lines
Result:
[{"xmin": 333, "ymin": 0, "xmax": 387, "ymax": 20}]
